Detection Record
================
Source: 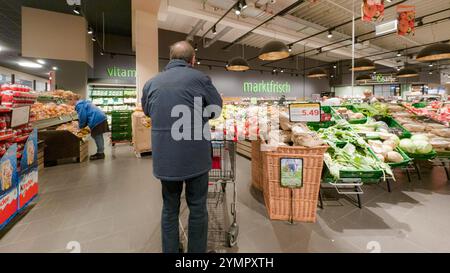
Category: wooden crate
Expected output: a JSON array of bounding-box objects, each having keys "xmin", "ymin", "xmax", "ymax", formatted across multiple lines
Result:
[
  {"xmin": 251, "ymin": 140, "xmax": 263, "ymax": 191},
  {"xmin": 237, "ymin": 140, "xmax": 252, "ymax": 159},
  {"xmin": 79, "ymin": 140, "xmax": 89, "ymax": 163},
  {"xmin": 38, "ymin": 142, "xmax": 45, "ymax": 173}
]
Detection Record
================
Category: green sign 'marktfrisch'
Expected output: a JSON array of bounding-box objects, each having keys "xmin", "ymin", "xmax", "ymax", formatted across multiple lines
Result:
[
  {"xmin": 107, "ymin": 67, "xmax": 136, "ymax": 78},
  {"xmin": 243, "ymin": 80, "xmax": 291, "ymax": 94}
]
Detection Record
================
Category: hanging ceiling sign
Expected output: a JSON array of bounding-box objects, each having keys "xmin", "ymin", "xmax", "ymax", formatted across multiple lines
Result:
[
  {"xmin": 397, "ymin": 5, "xmax": 416, "ymax": 36},
  {"xmin": 361, "ymin": 0, "xmax": 385, "ymax": 23}
]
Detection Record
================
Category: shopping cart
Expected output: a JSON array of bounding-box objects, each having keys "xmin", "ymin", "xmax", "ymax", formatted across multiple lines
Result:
[{"xmin": 179, "ymin": 140, "xmax": 238, "ymax": 252}]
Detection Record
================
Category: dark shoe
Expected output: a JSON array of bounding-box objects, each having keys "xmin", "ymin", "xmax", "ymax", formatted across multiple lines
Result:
[{"xmin": 90, "ymin": 153, "xmax": 105, "ymax": 161}]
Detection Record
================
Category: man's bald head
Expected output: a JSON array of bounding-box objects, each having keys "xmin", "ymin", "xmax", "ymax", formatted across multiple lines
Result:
[{"xmin": 170, "ymin": 41, "xmax": 195, "ymax": 64}]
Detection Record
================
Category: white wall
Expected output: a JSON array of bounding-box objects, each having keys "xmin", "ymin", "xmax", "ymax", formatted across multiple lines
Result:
[{"xmin": 334, "ymin": 86, "xmax": 373, "ymax": 98}]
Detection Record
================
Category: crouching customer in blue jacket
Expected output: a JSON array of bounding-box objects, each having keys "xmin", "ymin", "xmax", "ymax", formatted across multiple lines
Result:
[
  {"xmin": 75, "ymin": 100, "xmax": 109, "ymax": 160},
  {"xmin": 142, "ymin": 41, "xmax": 223, "ymax": 253}
]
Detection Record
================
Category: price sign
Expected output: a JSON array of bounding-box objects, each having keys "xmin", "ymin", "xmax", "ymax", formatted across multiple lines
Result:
[
  {"xmin": 289, "ymin": 103, "xmax": 321, "ymax": 122},
  {"xmin": 11, "ymin": 106, "xmax": 30, "ymax": 128}
]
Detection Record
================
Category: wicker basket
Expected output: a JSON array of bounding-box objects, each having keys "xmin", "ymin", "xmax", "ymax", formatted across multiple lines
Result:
[
  {"xmin": 262, "ymin": 145, "xmax": 328, "ymax": 223},
  {"xmin": 251, "ymin": 140, "xmax": 263, "ymax": 191}
]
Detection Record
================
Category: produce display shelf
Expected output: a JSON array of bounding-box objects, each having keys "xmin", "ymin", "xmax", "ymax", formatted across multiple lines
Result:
[
  {"xmin": 331, "ymin": 106, "xmax": 367, "ymax": 124},
  {"xmin": 0, "ymin": 107, "xmax": 12, "ymax": 113},
  {"xmin": 405, "ymin": 150, "xmax": 437, "ymax": 160},
  {"xmin": 32, "ymin": 113, "xmax": 78, "ymax": 130}
]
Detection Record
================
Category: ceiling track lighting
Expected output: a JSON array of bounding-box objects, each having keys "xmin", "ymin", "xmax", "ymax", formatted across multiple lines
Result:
[
  {"xmin": 73, "ymin": 6, "xmax": 81, "ymax": 15},
  {"xmin": 327, "ymin": 30, "xmax": 333, "ymax": 39}
]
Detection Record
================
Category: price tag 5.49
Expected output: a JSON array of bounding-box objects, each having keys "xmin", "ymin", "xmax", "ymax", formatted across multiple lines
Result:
[{"xmin": 289, "ymin": 103, "xmax": 321, "ymax": 122}]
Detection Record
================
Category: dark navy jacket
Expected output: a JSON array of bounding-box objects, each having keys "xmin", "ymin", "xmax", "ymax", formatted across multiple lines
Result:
[{"xmin": 141, "ymin": 60, "xmax": 223, "ymax": 181}]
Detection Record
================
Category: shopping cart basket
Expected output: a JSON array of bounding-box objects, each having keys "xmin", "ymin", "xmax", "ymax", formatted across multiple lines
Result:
[{"xmin": 179, "ymin": 140, "xmax": 238, "ymax": 252}]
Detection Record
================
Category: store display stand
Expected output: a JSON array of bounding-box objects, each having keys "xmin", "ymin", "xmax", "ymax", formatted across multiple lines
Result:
[{"xmin": 320, "ymin": 178, "xmax": 363, "ymax": 209}]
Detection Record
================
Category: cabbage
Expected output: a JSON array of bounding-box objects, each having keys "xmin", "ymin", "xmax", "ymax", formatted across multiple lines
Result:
[
  {"xmin": 400, "ymin": 139, "xmax": 416, "ymax": 153},
  {"xmin": 390, "ymin": 135, "xmax": 400, "ymax": 146},
  {"xmin": 411, "ymin": 134, "xmax": 429, "ymax": 142},
  {"xmin": 413, "ymin": 140, "xmax": 433, "ymax": 154},
  {"xmin": 387, "ymin": 151, "xmax": 403, "ymax": 163}
]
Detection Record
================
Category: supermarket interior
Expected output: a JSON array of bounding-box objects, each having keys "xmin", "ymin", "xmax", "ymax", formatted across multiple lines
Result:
[{"xmin": 0, "ymin": 0, "xmax": 450, "ymax": 254}]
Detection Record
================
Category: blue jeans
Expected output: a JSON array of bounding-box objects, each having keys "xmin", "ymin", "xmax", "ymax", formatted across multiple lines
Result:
[
  {"xmin": 161, "ymin": 173, "xmax": 209, "ymax": 253},
  {"xmin": 92, "ymin": 134, "xmax": 105, "ymax": 154}
]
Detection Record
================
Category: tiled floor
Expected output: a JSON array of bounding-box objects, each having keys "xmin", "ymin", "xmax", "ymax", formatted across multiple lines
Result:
[{"xmin": 0, "ymin": 143, "xmax": 450, "ymax": 253}]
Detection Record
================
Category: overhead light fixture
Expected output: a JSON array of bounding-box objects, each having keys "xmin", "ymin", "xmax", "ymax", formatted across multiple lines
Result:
[
  {"xmin": 52, "ymin": 66, "xmax": 58, "ymax": 71},
  {"xmin": 212, "ymin": 25, "xmax": 217, "ymax": 35},
  {"xmin": 280, "ymin": 69, "xmax": 284, "ymax": 73},
  {"xmin": 307, "ymin": 68, "xmax": 327, "ymax": 78},
  {"xmin": 258, "ymin": 41, "xmax": 290, "ymax": 61},
  {"xmin": 18, "ymin": 61, "xmax": 43, "ymax": 68},
  {"xmin": 88, "ymin": 27, "xmax": 93, "ymax": 35},
  {"xmin": 92, "ymin": 36, "xmax": 96, "ymax": 42},
  {"xmin": 235, "ymin": 3, "xmax": 242, "ymax": 16},
  {"xmin": 288, "ymin": 45, "xmax": 292, "ymax": 52},
  {"xmin": 100, "ymin": 51, "xmax": 104, "ymax": 56},
  {"xmin": 429, "ymin": 63, "xmax": 434, "ymax": 67},
  {"xmin": 194, "ymin": 44, "xmax": 198, "ymax": 52},
  {"xmin": 73, "ymin": 6, "xmax": 81, "ymax": 15},
  {"xmin": 327, "ymin": 30, "xmax": 333, "ymax": 39},
  {"xmin": 397, "ymin": 67, "xmax": 419, "ymax": 78},
  {"xmin": 239, "ymin": 0, "xmax": 248, "ymax": 10},
  {"xmin": 356, "ymin": 74, "xmax": 372, "ymax": 82},
  {"xmin": 397, "ymin": 67, "xmax": 401, "ymax": 71},
  {"xmin": 333, "ymin": 64, "xmax": 337, "ymax": 69},
  {"xmin": 36, "ymin": 59, "xmax": 46, "ymax": 65},
  {"xmin": 416, "ymin": 43, "xmax": 450, "ymax": 62},
  {"xmin": 350, "ymin": 58, "xmax": 376, "ymax": 71},
  {"xmin": 429, "ymin": 71, "xmax": 433, "ymax": 75},
  {"xmin": 226, "ymin": 57, "xmax": 250, "ymax": 72},
  {"xmin": 197, "ymin": 59, "xmax": 201, "ymax": 65},
  {"xmin": 397, "ymin": 51, "xmax": 402, "ymax": 57}
]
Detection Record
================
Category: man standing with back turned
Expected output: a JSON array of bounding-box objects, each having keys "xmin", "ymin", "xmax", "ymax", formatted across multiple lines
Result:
[{"xmin": 141, "ymin": 41, "xmax": 222, "ymax": 253}]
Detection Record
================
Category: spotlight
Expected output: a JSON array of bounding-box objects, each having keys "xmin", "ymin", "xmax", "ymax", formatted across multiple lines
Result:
[
  {"xmin": 327, "ymin": 30, "xmax": 333, "ymax": 39},
  {"xmin": 333, "ymin": 64, "xmax": 337, "ymax": 69},
  {"xmin": 235, "ymin": 8, "xmax": 241, "ymax": 16},
  {"xmin": 100, "ymin": 51, "xmax": 104, "ymax": 56},
  {"xmin": 92, "ymin": 36, "xmax": 96, "ymax": 42},
  {"xmin": 194, "ymin": 44, "xmax": 199, "ymax": 51},
  {"xmin": 429, "ymin": 71, "xmax": 433, "ymax": 75},
  {"xmin": 197, "ymin": 60, "xmax": 201, "ymax": 65},
  {"xmin": 240, "ymin": 0, "xmax": 248, "ymax": 10},
  {"xmin": 397, "ymin": 51, "xmax": 402, "ymax": 57},
  {"xmin": 212, "ymin": 25, "xmax": 217, "ymax": 35},
  {"xmin": 288, "ymin": 45, "xmax": 292, "ymax": 52},
  {"xmin": 429, "ymin": 63, "xmax": 434, "ymax": 67},
  {"xmin": 52, "ymin": 66, "xmax": 58, "ymax": 71},
  {"xmin": 280, "ymin": 69, "xmax": 284, "ymax": 73},
  {"xmin": 88, "ymin": 27, "xmax": 93, "ymax": 35},
  {"xmin": 73, "ymin": 6, "xmax": 81, "ymax": 15}
]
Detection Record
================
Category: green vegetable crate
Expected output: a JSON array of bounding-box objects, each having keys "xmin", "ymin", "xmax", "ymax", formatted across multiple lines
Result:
[
  {"xmin": 332, "ymin": 105, "xmax": 367, "ymax": 124},
  {"xmin": 380, "ymin": 117, "xmax": 412, "ymax": 139},
  {"xmin": 111, "ymin": 110, "xmax": 133, "ymax": 143},
  {"xmin": 405, "ymin": 150, "xmax": 437, "ymax": 160},
  {"xmin": 388, "ymin": 148, "xmax": 412, "ymax": 168}
]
